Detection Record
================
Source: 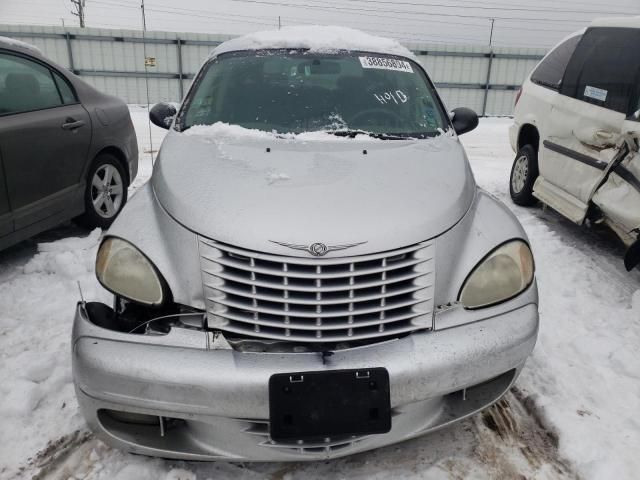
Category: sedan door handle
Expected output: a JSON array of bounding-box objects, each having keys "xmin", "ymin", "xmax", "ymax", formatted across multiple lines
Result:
[{"xmin": 61, "ymin": 118, "xmax": 86, "ymax": 130}]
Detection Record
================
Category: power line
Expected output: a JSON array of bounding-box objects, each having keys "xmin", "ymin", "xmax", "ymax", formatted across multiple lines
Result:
[
  {"xmin": 213, "ymin": 0, "xmax": 591, "ymax": 24},
  {"xmin": 125, "ymin": 0, "xmax": 591, "ymax": 34},
  {"xmin": 129, "ymin": 2, "xmax": 497, "ymax": 44},
  {"xmin": 91, "ymin": 0, "xmax": 280, "ymax": 26},
  {"xmin": 88, "ymin": 0, "xmax": 585, "ymax": 47},
  {"xmin": 63, "ymin": 0, "xmax": 596, "ymax": 34},
  {"xmin": 340, "ymin": 0, "xmax": 635, "ymax": 16}
]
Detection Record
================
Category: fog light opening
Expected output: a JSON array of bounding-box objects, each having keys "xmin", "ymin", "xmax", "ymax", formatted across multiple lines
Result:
[{"xmin": 102, "ymin": 409, "xmax": 160, "ymax": 425}]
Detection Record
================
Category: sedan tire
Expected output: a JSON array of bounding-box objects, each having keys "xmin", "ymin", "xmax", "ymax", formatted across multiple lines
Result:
[
  {"xmin": 510, "ymin": 145, "xmax": 538, "ymax": 206},
  {"xmin": 76, "ymin": 154, "xmax": 128, "ymax": 229}
]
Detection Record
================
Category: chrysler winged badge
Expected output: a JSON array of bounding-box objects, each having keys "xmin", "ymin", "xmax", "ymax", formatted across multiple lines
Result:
[{"xmin": 269, "ymin": 241, "xmax": 368, "ymax": 256}]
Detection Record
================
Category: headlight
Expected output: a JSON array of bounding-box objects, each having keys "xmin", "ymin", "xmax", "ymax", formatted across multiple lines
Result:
[
  {"xmin": 96, "ymin": 237, "xmax": 165, "ymax": 306},
  {"xmin": 459, "ymin": 240, "xmax": 534, "ymax": 309}
]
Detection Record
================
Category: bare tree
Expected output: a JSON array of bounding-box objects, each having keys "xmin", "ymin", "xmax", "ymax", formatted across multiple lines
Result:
[{"xmin": 70, "ymin": 0, "xmax": 86, "ymax": 28}]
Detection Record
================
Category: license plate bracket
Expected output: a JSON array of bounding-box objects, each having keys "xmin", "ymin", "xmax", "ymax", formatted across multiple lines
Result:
[{"xmin": 268, "ymin": 368, "xmax": 391, "ymax": 441}]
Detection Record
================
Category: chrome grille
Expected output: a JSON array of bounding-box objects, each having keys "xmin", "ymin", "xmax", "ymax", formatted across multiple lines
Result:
[{"xmin": 199, "ymin": 238, "xmax": 435, "ymax": 343}]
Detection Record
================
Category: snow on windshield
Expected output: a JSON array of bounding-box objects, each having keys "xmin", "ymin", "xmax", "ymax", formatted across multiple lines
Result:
[
  {"xmin": 183, "ymin": 122, "xmax": 383, "ymax": 142},
  {"xmin": 211, "ymin": 25, "xmax": 415, "ymax": 59}
]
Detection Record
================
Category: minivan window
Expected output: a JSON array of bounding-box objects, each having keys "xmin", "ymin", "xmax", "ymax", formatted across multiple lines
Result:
[
  {"xmin": 179, "ymin": 51, "xmax": 448, "ymax": 138},
  {"xmin": 530, "ymin": 34, "xmax": 581, "ymax": 91},
  {"xmin": 561, "ymin": 27, "xmax": 640, "ymax": 114},
  {"xmin": 0, "ymin": 53, "xmax": 63, "ymax": 115}
]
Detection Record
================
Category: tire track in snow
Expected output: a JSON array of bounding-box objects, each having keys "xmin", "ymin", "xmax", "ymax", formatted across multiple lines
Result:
[
  {"xmin": 475, "ymin": 389, "xmax": 578, "ymax": 480},
  {"xmin": 10, "ymin": 430, "xmax": 93, "ymax": 480},
  {"xmin": 28, "ymin": 391, "xmax": 578, "ymax": 480}
]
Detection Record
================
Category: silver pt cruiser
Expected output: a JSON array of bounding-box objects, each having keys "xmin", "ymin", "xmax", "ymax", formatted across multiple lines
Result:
[{"xmin": 72, "ymin": 27, "xmax": 539, "ymax": 461}]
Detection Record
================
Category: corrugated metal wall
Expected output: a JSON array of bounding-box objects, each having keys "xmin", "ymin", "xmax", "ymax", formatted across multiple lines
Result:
[{"xmin": 0, "ymin": 24, "xmax": 547, "ymax": 116}]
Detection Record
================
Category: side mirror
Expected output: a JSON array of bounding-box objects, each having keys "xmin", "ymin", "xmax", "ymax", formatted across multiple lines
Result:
[
  {"xmin": 149, "ymin": 102, "xmax": 177, "ymax": 130},
  {"xmin": 450, "ymin": 107, "xmax": 479, "ymax": 136}
]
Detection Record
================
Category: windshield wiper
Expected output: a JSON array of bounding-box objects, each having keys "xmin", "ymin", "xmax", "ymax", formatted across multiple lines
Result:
[{"xmin": 327, "ymin": 130, "xmax": 407, "ymax": 140}]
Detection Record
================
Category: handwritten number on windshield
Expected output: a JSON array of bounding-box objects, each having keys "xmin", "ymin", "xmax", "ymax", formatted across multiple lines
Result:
[{"xmin": 374, "ymin": 90, "xmax": 408, "ymax": 105}]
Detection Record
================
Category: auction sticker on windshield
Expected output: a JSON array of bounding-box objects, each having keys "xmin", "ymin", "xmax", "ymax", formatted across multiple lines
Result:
[{"xmin": 359, "ymin": 56, "xmax": 413, "ymax": 73}]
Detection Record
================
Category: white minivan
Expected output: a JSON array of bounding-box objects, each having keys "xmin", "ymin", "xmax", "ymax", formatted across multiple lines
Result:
[{"xmin": 509, "ymin": 17, "xmax": 640, "ymax": 270}]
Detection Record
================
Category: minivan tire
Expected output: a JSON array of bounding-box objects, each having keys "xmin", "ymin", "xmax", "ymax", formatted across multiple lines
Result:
[
  {"xmin": 76, "ymin": 153, "xmax": 128, "ymax": 229},
  {"xmin": 510, "ymin": 145, "xmax": 538, "ymax": 206}
]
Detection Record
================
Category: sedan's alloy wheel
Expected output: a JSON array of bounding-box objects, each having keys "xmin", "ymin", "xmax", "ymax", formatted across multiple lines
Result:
[{"xmin": 91, "ymin": 164, "xmax": 124, "ymax": 218}]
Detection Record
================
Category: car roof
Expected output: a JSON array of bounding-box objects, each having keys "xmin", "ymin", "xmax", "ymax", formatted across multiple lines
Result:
[
  {"xmin": 0, "ymin": 36, "xmax": 43, "ymax": 55},
  {"xmin": 210, "ymin": 25, "xmax": 416, "ymax": 60},
  {"xmin": 590, "ymin": 16, "xmax": 640, "ymax": 29}
]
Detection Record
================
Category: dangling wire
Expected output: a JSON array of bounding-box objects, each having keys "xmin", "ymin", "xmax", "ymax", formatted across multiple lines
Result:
[{"xmin": 127, "ymin": 312, "xmax": 206, "ymax": 334}]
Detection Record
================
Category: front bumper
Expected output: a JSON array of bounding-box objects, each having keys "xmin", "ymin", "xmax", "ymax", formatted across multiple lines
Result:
[{"xmin": 72, "ymin": 300, "xmax": 538, "ymax": 461}]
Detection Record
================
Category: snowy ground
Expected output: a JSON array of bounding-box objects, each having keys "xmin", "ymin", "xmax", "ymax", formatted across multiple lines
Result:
[{"xmin": 0, "ymin": 107, "xmax": 639, "ymax": 480}]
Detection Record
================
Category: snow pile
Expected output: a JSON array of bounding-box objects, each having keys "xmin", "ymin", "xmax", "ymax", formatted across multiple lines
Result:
[
  {"xmin": 0, "ymin": 35, "xmax": 42, "ymax": 53},
  {"xmin": 0, "ymin": 228, "xmax": 109, "ymax": 478},
  {"xmin": 184, "ymin": 122, "xmax": 383, "ymax": 142},
  {"xmin": 185, "ymin": 122, "xmax": 278, "ymax": 141},
  {"xmin": 211, "ymin": 25, "xmax": 415, "ymax": 59}
]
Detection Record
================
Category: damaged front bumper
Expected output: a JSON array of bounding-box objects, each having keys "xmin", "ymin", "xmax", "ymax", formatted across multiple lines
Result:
[{"xmin": 72, "ymin": 295, "xmax": 538, "ymax": 461}]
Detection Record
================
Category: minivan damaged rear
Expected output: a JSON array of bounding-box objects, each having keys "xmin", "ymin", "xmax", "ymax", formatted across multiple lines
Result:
[{"xmin": 72, "ymin": 26, "xmax": 539, "ymax": 461}]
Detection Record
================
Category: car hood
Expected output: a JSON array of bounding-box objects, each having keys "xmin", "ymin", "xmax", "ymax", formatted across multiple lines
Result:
[{"xmin": 152, "ymin": 129, "xmax": 476, "ymax": 256}]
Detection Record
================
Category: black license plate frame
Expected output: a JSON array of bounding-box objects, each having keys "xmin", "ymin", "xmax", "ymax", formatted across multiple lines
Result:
[{"xmin": 268, "ymin": 368, "xmax": 391, "ymax": 441}]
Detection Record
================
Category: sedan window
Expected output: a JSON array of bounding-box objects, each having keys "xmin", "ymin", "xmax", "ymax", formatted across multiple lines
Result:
[
  {"xmin": 0, "ymin": 53, "xmax": 64, "ymax": 115},
  {"xmin": 52, "ymin": 70, "xmax": 77, "ymax": 105}
]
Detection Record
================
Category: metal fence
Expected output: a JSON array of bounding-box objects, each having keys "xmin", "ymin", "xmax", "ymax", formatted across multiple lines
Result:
[{"xmin": 0, "ymin": 24, "xmax": 548, "ymax": 116}]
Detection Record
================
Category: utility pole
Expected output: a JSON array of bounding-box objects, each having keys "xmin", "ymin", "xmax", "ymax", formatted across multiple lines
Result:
[
  {"xmin": 140, "ymin": 0, "xmax": 154, "ymax": 165},
  {"xmin": 70, "ymin": 0, "xmax": 86, "ymax": 28},
  {"xmin": 141, "ymin": 0, "xmax": 147, "ymax": 31},
  {"xmin": 488, "ymin": 18, "xmax": 495, "ymax": 46},
  {"xmin": 278, "ymin": 16, "xmax": 281, "ymax": 30}
]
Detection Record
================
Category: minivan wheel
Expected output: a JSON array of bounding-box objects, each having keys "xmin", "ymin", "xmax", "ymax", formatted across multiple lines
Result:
[
  {"xmin": 76, "ymin": 154, "xmax": 128, "ymax": 229},
  {"xmin": 510, "ymin": 145, "xmax": 538, "ymax": 206}
]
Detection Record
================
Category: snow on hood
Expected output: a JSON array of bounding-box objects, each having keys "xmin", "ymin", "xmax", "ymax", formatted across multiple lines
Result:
[
  {"xmin": 0, "ymin": 36, "xmax": 42, "ymax": 54},
  {"xmin": 211, "ymin": 25, "xmax": 415, "ymax": 59}
]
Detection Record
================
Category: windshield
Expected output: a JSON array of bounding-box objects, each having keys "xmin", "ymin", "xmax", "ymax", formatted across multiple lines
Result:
[{"xmin": 178, "ymin": 50, "xmax": 448, "ymax": 138}]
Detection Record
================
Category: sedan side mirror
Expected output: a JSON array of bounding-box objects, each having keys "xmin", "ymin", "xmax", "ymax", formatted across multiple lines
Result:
[
  {"xmin": 451, "ymin": 107, "xmax": 479, "ymax": 136},
  {"xmin": 149, "ymin": 102, "xmax": 177, "ymax": 130}
]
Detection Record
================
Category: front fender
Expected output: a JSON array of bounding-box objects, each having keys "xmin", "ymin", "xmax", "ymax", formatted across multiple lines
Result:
[
  {"xmin": 433, "ymin": 188, "xmax": 537, "ymax": 311},
  {"xmin": 106, "ymin": 183, "xmax": 204, "ymax": 309}
]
